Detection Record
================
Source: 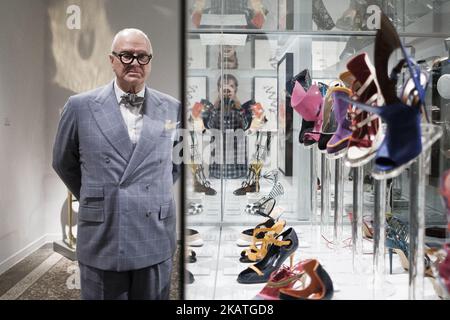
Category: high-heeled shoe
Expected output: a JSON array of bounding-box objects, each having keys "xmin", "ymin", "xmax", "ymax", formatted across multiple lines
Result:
[
  {"xmin": 385, "ymin": 216, "xmax": 433, "ymax": 276},
  {"xmin": 291, "ymin": 82, "xmax": 323, "ymax": 121},
  {"xmin": 279, "ymin": 259, "xmax": 334, "ymax": 300},
  {"xmin": 345, "ymin": 53, "xmax": 383, "ymax": 165},
  {"xmin": 237, "ymin": 228, "xmax": 298, "ymax": 284},
  {"xmin": 191, "ymin": 164, "xmax": 217, "ymax": 195},
  {"xmin": 326, "ymin": 87, "xmax": 353, "ymax": 154},
  {"xmin": 318, "ymin": 80, "xmax": 342, "ymax": 150},
  {"xmin": 289, "ymin": 69, "xmax": 318, "ymax": 145},
  {"xmin": 233, "ymin": 161, "xmax": 262, "ymax": 195},
  {"xmin": 254, "ymin": 262, "xmax": 306, "ymax": 300},
  {"xmin": 291, "ymin": 82, "xmax": 323, "ymax": 145},
  {"xmin": 236, "ymin": 207, "xmax": 284, "ymax": 247},
  {"xmin": 240, "ymin": 219, "xmax": 286, "ymax": 263},
  {"xmin": 244, "ymin": 182, "xmax": 284, "ymax": 217},
  {"xmin": 321, "ymin": 80, "xmax": 343, "ymax": 134}
]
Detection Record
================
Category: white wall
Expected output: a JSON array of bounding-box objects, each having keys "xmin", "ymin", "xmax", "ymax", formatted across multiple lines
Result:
[
  {"xmin": 0, "ymin": 0, "xmax": 48, "ymax": 271},
  {"xmin": 43, "ymin": 0, "xmax": 182, "ymax": 241}
]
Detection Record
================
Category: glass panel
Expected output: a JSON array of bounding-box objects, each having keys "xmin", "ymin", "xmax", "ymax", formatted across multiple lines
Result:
[{"xmin": 185, "ymin": 0, "xmax": 450, "ymax": 299}]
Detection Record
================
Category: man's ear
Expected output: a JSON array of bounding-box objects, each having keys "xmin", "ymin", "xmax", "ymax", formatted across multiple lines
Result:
[{"xmin": 109, "ymin": 54, "xmax": 114, "ymax": 64}]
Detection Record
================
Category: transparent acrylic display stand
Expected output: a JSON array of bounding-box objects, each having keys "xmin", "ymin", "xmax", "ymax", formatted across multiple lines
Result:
[
  {"xmin": 308, "ymin": 145, "xmax": 320, "ymax": 248},
  {"xmin": 371, "ymin": 178, "xmax": 395, "ymax": 298},
  {"xmin": 368, "ymin": 123, "xmax": 442, "ymax": 299},
  {"xmin": 326, "ymin": 148, "xmax": 347, "ymax": 251},
  {"xmin": 351, "ymin": 166, "xmax": 364, "ymax": 274},
  {"xmin": 344, "ymin": 143, "xmax": 378, "ymax": 274},
  {"xmin": 320, "ymin": 151, "xmax": 331, "ymax": 247},
  {"xmin": 408, "ymin": 124, "xmax": 442, "ymax": 300}
]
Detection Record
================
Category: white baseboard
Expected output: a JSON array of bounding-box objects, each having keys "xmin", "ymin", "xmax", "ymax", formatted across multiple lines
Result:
[{"xmin": 0, "ymin": 233, "xmax": 63, "ymax": 276}]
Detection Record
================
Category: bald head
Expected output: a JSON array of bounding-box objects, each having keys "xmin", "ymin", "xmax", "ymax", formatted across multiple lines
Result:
[
  {"xmin": 111, "ymin": 28, "xmax": 151, "ymax": 53},
  {"xmin": 109, "ymin": 28, "xmax": 153, "ymax": 93}
]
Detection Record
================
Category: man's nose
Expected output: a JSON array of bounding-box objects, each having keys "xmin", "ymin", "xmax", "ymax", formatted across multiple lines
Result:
[{"xmin": 130, "ymin": 57, "xmax": 140, "ymax": 66}]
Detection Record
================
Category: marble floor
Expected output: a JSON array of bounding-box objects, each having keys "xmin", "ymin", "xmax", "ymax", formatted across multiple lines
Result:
[
  {"xmin": 0, "ymin": 243, "xmax": 181, "ymax": 300},
  {"xmin": 185, "ymin": 224, "xmax": 446, "ymax": 300}
]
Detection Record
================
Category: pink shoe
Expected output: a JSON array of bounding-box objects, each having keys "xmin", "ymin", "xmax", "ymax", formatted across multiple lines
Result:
[
  {"xmin": 291, "ymin": 82, "xmax": 322, "ymax": 121},
  {"xmin": 291, "ymin": 82, "xmax": 323, "ymax": 145}
]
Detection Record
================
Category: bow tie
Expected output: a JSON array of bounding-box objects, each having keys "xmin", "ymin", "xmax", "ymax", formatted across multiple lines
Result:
[{"xmin": 120, "ymin": 93, "xmax": 145, "ymax": 107}]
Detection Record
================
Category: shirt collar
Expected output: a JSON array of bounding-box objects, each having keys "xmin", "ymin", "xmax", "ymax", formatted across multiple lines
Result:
[{"xmin": 114, "ymin": 79, "xmax": 146, "ymax": 104}]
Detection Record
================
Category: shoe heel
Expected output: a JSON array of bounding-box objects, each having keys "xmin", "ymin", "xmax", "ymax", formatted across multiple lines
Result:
[{"xmin": 289, "ymin": 253, "xmax": 295, "ymax": 269}]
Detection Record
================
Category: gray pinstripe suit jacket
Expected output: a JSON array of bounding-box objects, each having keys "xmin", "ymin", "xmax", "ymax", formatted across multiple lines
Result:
[{"xmin": 52, "ymin": 81, "xmax": 181, "ymax": 271}]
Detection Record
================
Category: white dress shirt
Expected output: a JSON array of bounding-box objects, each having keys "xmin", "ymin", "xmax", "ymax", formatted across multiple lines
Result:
[{"xmin": 114, "ymin": 80, "xmax": 145, "ymax": 145}]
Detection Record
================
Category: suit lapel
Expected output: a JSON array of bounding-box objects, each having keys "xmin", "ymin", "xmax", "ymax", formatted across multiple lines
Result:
[
  {"xmin": 119, "ymin": 87, "xmax": 167, "ymax": 184},
  {"xmin": 89, "ymin": 82, "xmax": 134, "ymax": 162}
]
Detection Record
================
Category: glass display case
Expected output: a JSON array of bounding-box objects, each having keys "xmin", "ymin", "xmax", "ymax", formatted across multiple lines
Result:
[{"xmin": 184, "ymin": 0, "xmax": 450, "ymax": 300}]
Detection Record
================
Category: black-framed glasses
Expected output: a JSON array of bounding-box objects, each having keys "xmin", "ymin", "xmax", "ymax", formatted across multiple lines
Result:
[{"xmin": 112, "ymin": 51, "xmax": 153, "ymax": 65}]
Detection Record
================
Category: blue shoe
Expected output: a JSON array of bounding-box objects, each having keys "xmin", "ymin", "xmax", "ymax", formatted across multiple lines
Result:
[{"xmin": 385, "ymin": 216, "xmax": 432, "ymax": 275}]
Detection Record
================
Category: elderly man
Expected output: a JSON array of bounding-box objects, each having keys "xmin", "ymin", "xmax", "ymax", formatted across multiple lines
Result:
[{"xmin": 52, "ymin": 28, "xmax": 180, "ymax": 300}]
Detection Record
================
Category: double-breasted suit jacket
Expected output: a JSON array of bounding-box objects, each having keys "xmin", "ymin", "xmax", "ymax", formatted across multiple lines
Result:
[{"xmin": 53, "ymin": 81, "xmax": 181, "ymax": 271}]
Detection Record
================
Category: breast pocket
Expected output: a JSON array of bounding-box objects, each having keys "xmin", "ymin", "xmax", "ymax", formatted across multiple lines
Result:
[
  {"xmin": 159, "ymin": 202, "xmax": 174, "ymax": 220},
  {"xmin": 79, "ymin": 185, "xmax": 104, "ymax": 222}
]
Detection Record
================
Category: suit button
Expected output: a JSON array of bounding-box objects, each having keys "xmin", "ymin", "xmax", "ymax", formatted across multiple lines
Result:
[
  {"xmin": 105, "ymin": 157, "xmax": 110, "ymax": 163},
  {"xmin": 145, "ymin": 185, "xmax": 150, "ymax": 190},
  {"xmin": 146, "ymin": 212, "xmax": 151, "ymax": 217},
  {"xmin": 83, "ymin": 199, "xmax": 88, "ymax": 205}
]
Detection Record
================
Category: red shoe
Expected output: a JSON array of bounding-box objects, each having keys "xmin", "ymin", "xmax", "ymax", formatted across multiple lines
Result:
[
  {"xmin": 254, "ymin": 262, "xmax": 305, "ymax": 300},
  {"xmin": 345, "ymin": 54, "xmax": 383, "ymax": 165}
]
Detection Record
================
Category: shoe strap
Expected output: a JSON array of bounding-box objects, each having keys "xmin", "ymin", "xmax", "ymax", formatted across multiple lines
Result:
[
  {"xmin": 355, "ymin": 73, "xmax": 374, "ymax": 98},
  {"xmin": 268, "ymin": 182, "xmax": 284, "ymax": 199},
  {"xmin": 249, "ymin": 264, "xmax": 264, "ymax": 276},
  {"xmin": 253, "ymin": 220, "xmax": 285, "ymax": 238},
  {"xmin": 264, "ymin": 234, "xmax": 291, "ymax": 247},
  {"xmin": 350, "ymin": 113, "xmax": 379, "ymax": 130}
]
